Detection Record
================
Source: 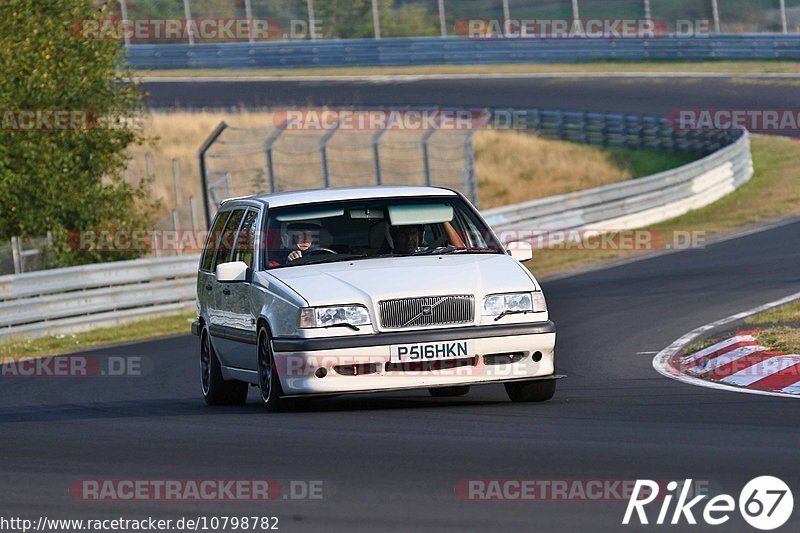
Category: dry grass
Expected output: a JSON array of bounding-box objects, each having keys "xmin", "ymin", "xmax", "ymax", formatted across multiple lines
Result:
[
  {"xmin": 475, "ymin": 130, "xmax": 635, "ymax": 208},
  {"xmin": 746, "ymin": 301, "xmax": 800, "ymax": 325},
  {"xmin": 127, "ymin": 111, "xmax": 276, "ymax": 213},
  {"xmin": 757, "ymin": 327, "xmax": 800, "ymax": 354}
]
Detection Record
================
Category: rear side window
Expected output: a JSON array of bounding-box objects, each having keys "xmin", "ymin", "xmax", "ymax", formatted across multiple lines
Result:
[
  {"xmin": 200, "ymin": 211, "xmax": 231, "ymax": 272},
  {"xmin": 213, "ymin": 209, "xmax": 246, "ymax": 270},
  {"xmin": 232, "ymin": 209, "xmax": 260, "ymax": 269}
]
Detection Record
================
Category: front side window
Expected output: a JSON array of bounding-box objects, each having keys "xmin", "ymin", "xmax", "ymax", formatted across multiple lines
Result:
[
  {"xmin": 263, "ymin": 197, "xmax": 502, "ymax": 270},
  {"xmin": 213, "ymin": 209, "xmax": 246, "ymax": 271},
  {"xmin": 232, "ymin": 209, "xmax": 260, "ymax": 268},
  {"xmin": 200, "ymin": 210, "xmax": 231, "ymax": 272}
]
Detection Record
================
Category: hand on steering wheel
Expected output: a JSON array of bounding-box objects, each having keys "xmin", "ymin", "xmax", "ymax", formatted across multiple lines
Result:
[{"xmin": 288, "ymin": 248, "xmax": 338, "ymax": 262}]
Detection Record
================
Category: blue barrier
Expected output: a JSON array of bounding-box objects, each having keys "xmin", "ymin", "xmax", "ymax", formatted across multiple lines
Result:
[{"xmin": 125, "ymin": 34, "xmax": 800, "ymax": 70}]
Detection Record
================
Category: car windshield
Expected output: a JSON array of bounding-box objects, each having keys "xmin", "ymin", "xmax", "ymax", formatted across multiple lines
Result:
[{"xmin": 262, "ymin": 196, "xmax": 503, "ymax": 269}]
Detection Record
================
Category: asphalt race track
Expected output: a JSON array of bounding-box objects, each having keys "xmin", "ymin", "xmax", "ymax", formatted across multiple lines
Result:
[
  {"xmin": 2, "ymin": 219, "xmax": 799, "ymax": 532},
  {"xmin": 144, "ymin": 75, "xmax": 800, "ymax": 136}
]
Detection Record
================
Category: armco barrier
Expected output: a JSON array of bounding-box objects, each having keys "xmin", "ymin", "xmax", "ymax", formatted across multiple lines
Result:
[
  {"xmin": 0, "ymin": 128, "xmax": 753, "ymax": 342},
  {"xmin": 482, "ymin": 130, "xmax": 753, "ymax": 240},
  {"xmin": 0, "ymin": 255, "xmax": 199, "ymax": 340},
  {"xmin": 125, "ymin": 34, "xmax": 800, "ymax": 70}
]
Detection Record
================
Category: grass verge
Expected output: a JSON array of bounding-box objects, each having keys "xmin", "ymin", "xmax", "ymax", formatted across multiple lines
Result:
[
  {"xmin": 135, "ymin": 61, "xmax": 800, "ymax": 78},
  {"xmin": 0, "ymin": 312, "xmax": 196, "ymax": 362},
  {"xmin": 745, "ymin": 300, "xmax": 800, "ymax": 354}
]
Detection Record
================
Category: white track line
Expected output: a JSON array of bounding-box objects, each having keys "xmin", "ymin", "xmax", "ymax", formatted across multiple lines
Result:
[{"xmin": 652, "ymin": 291, "xmax": 800, "ymax": 399}]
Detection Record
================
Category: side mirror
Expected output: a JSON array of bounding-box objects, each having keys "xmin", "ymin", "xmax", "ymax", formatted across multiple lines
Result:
[
  {"xmin": 506, "ymin": 241, "xmax": 534, "ymax": 263},
  {"xmin": 216, "ymin": 261, "xmax": 252, "ymax": 283}
]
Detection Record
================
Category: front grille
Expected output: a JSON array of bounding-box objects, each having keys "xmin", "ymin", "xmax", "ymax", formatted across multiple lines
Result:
[{"xmin": 379, "ymin": 295, "xmax": 475, "ymax": 329}]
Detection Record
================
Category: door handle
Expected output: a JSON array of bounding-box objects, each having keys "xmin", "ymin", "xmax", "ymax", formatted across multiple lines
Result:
[
  {"xmin": 206, "ymin": 284, "xmax": 213, "ymax": 292},
  {"xmin": 223, "ymin": 288, "xmax": 231, "ymax": 296}
]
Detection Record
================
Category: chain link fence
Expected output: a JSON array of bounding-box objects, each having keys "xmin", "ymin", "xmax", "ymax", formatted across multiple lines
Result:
[
  {"xmin": 111, "ymin": 1, "xmax": 800, "ymax": 40},
  {"xmin": 199, "ymin": 113, "xmax": 482, "ymax": 225}
]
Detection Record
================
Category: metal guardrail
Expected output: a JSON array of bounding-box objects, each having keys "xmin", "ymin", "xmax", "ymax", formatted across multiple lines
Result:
[
  {"xmin": 483, "ymin": 130, "xmax": 753, "ymax": 241},
  {"xmin": 0, "ymin": 255, "xmax": 199, "ymax": 340},
  {"xmin": 0, "ymin": 116, "xmax": 754, "ymax": 343},
  {"xmin": 126, "ymin": 34, "xmax": 800, "ymax": 70}
]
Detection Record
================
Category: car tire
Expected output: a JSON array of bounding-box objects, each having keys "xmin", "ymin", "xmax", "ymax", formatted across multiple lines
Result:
[
  {"xmin": 428, "ymin": 386, "xmax": 470, "ymax": 398},
  {"xmin": 504, "ymin": 379, "xmax": 556, "ymax": 403},
  {"xmin": 257, "ymin": 326, "xmax": 287, "ymax": 412},
  {"xmin": 200, "ymin": 328, "xmax": 248, "ymax": 406}
]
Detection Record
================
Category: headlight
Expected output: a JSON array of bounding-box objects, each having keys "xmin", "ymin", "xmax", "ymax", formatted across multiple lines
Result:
[
  {"xmin": 299, "ymin": 305, "xmax": 372, "ymax": 329},
  {"xmin": 483, "ymin": 292, "xmax": 546, "ymax": 317}
]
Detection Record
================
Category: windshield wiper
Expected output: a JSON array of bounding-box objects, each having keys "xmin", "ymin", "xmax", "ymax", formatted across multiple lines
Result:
[{"xmin": 441, "ymin": 248, "xmax": 504, "ymax": 255}]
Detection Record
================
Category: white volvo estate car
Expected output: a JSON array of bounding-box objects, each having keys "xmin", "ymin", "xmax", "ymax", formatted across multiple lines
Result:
[{"xmin": 192, "ymin": 186, "xmax": 558, "ymax": 410}]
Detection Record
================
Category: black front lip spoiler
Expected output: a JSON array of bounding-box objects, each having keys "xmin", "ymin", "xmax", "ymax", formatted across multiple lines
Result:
[{"xmin": 272, "ymin": 321, "xmax": 555, "ymax": 353}]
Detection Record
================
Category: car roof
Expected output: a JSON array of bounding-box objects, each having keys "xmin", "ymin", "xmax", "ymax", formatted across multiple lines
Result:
[{"xmin": 224, "ymin": 186, "xmax": 459, "ymax": 209}]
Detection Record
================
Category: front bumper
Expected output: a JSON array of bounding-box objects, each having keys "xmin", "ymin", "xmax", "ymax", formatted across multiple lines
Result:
[{"xmin": 272, "ymin": 322, "xmax": 556, "ymax": 395}]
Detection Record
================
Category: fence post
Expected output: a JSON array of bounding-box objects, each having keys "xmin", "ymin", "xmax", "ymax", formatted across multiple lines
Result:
[
  {"xmin": 711, "ymin": 0, "xmax": 720, "ymax": 33},
  {"xmin": 172, "ymin": 159, "xmax": 181, "ymax": 208},
  {"xmin": 263, "ymin": 120, "xmax": 286, "ymax": 194},
  {"xmin": 244, "ymin": 0, "xmax": 255, "ymax": 44},
  {"xmin": 780, "ymin": 0, "xmax": 788, "ymax": 34},
  {"xmin": 371, "ymin": 0, "xmax": 381, "ymax": 39},
  {"xmin": 189, "ymin": 195, "xmax": 199, "ymax": 232},
  {"xmin": 118, "ymin": 0, "xmax": 131, "ymax": 47},
  {"xmin": 571, "ymin": 0, "xmax": 580, "ymax": 21},
  {"xmin": 172, "ymin": 210, "xmax": 181, "ymax": 255},
  {"xmin": 421, "ymin": 121, "xmax": 440, "ymax": 187},
  {"xmin": 11, "ymin": 236, "xmax": 22, "ymax": 275},
  {"xmin": 182, "ymin": 0, "xmax": 195, "ymax": 45},
  {"xmin": 438, "ymin": 0, "xmax": 447, "ymax": 37},
  {"xmin": 198, "ymin": 122, "xmax": 228, "ymax": 230},
  {"xmin": 319, "ymin": 123, "xmax": 340, "ymax": 188},
  {"xmin": 371, "ymin": 115, "xmax": 395, "ymax": 186},
  {"xmin": 145, "ymin": 152, "xmax": 154, "ymax": 179},
  {"xmin": 307, "ymin": 0, "xmax": 317, "ymax": 41},
  {"xmin": 502, "ymin": 0, "xmax": 511, "ymax": 36},
  {"xmin": 463, "ymin": 133, "xmax": 478, "ymax": 209}
]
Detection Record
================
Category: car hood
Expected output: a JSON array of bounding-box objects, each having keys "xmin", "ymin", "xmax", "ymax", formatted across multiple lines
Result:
[{"xmin": 267, "ymin": 254, "xmax": 538, "ymax": 307}]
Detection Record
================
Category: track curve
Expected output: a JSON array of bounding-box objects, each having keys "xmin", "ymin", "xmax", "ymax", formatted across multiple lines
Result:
[
  {"xmin": 144, "ymin": 76, "xmax": 800, "ymax": 137},
  {"xmin": 2, "ymin": 219, "xmax": 799, "ymax": 532}
]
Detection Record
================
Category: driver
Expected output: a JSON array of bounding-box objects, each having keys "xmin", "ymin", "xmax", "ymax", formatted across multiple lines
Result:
[
  {"xmin": 286, "ymin": 222, "xmax": 321, "ymax": 262},
  {"xmin": 389, "ymin": 225, "xmax": 423, "ymax": 255}
]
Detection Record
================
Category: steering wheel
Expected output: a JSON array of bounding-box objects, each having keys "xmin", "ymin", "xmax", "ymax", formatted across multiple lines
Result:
[{"xmin": 304, "ymin": 248, "xmax": 338, "ymax": 256}]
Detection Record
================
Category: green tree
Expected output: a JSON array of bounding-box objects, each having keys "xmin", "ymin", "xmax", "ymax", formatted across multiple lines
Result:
[{"xmin": 0, "ymin": 0, "xmax": 156, "ymax": 267}]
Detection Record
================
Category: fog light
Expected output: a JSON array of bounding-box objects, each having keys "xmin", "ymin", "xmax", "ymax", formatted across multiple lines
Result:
[
  {"xmin": 532, "ymin": 351, "xmax": 543, "ymax": 362},
  {"xmin": 315, "ymin": 367, "xmax": 327, "ymax": 379}
]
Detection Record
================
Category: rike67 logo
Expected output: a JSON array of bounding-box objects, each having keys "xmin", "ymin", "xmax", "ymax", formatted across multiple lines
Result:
[{"xmin": 623, "ymin": 477, "xmax": 793, "ymax": 530}]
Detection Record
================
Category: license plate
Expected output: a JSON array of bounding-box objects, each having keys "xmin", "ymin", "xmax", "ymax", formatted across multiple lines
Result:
[{"xmin": 390, "ymin": 340, "xmax": 473, "ymax": 363}]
